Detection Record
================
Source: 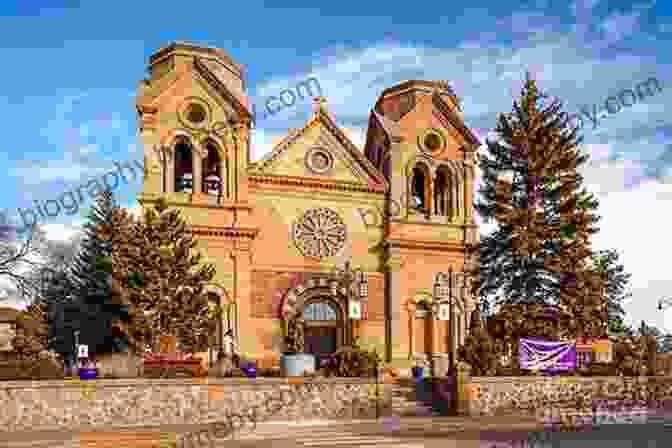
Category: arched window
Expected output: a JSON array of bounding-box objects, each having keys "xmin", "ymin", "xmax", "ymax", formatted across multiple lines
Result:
[
  {"xmin": 304, "ymin": 301, "xmax": 337, "ymax": 321},
  {"xmin": 411, "ymin": 164, "xmax": 431, "ymax": 213},
  {"xmin": 174, "ymin": 139, "xmax": 193, "ymax": 193},
  {"xmin": 202, "ymin": 142, "xmax": 222, "ymax": 196},
  {"xmin": 434, "ymin": 166, "xmax": 451, "ymax": 217}
]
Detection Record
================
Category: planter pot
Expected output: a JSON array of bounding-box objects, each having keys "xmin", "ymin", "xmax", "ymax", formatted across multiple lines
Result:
[
  {"xmin": 280, "ymin": 353, "xmax": 315, "ymax": 376},
  {"xmin": 79, "ymin": 368, "xmax": 97, "ymax": 380}
]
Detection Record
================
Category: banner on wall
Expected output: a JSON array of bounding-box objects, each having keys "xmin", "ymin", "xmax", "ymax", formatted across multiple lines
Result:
[
  {"xmin": 519, "ymin": 337, "xmax": 576, "ymax": 372},
  {"xmin": 349, "ymin": 301, "xmax": 361, "ymax": 320},
  {"xmin": 437, "ymin": 304, "xmax": 450, "ymax": 321}
]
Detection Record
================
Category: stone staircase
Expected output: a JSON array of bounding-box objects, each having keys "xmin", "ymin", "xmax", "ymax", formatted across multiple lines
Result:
[
  {"xmin": 389, "ymin": 378, "xmax": 457, "ymax": 417},
  {"xmin": 390, "ymin": 379, "xmax": 434, "ymax": 416}
]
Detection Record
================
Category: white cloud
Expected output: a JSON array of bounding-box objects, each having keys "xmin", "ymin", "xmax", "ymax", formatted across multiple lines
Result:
[
  {"xmin": 40, "ymin": 223, "xmax": 82, "ymax": 242},
  {"xmin": 250, "ymin": 128, "xmax": 285, "ymax": 161}
]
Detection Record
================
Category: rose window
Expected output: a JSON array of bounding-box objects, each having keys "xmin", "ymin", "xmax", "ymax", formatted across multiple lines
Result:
[{"xmin": 293, "ymin": 208, "xmax": 347, "ymax": 258}]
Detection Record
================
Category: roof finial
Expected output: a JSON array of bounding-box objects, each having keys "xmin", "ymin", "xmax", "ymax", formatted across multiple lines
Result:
[{"xmin": 313, "ymin": 96, "xmax": 327, "ymax": 114}]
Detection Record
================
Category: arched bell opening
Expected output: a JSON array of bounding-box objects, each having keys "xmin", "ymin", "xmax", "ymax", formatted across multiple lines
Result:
[
  {"xmin": 174, "ymin": 138, "xmax": 194, "ymax": 193},
  {"xmin": 202, "ymin": 141, "xmax": 223, "ymax": 196}
]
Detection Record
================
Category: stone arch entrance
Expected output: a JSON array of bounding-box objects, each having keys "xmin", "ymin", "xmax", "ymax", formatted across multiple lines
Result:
[
  {"xmin": 281, "ymin": 277, "xmax": 352, "ymax": 359},
  {"xmin": 303, "ymin": 297, "xmax": 342, "ymax": 362}
]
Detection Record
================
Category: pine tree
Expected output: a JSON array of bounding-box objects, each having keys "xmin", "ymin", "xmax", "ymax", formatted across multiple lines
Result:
[
  {"xmin": 471, "ymin": 73, "xmax": 606, "ymax": 338},
  {"xmin": 68, "ymin": 189, "xmax": 129, "ymax": 354},
  {"xmin": 591, "ymin": 249, "xmax": 632, "ymax": 335},
  {"xmin": 112, "ymin": 198, "xmax": 217, "ymax": 353}
]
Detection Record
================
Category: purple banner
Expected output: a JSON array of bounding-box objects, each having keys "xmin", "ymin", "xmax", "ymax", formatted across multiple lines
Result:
[{"xmin": 519, "ymin": 337, "xmax": 576, "ymax": 372}]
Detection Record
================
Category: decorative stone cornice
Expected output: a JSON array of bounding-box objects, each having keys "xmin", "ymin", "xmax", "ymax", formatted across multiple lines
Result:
[
  {"xmin": 248, "ymin": 174, "xmax": 386, "ymax": 194},
  {"xmin": 137, "ymin": 104, "xmax": 158, "ymax": 115},
  {"xmin": 191, "ymin": 225, "xmax": 258, "ymax": 240},
  {"xmin": 386, "ymin": 238, "xmax": 465, "ymax": 252},
  {"xmin": 150, "ymin": 42, "xmax": 245, "ymax": 78}
]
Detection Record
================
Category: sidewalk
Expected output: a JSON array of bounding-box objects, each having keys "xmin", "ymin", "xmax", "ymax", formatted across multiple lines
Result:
[
  {"xmin": 249, "ymin": 414, "xmax": 546, "ymax": 433},
  {"xmin": 0, "ymin": 414, "xmax": 546, "ymax": 443}
]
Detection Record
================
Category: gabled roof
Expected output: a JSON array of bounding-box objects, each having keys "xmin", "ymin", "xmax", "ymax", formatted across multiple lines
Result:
[
  {"xmin": 136, "ymin": 56, "xmax": 254, "ymax": 124},
  {"xmin": 192, "ymin": 57, "xmax": 254, "ymax": 124},
  {"xmin": 431, "ymin": 91, "xmax": 480, "ymax": 148},
  {"xmin": 253, "ymin": 102, "xmax": 388, "ymax": 192}
]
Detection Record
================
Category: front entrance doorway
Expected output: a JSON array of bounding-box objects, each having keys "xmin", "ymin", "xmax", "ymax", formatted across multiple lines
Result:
[{"xmin": 303, "ymin": 298, "xmax": 342, "ymax": 366}]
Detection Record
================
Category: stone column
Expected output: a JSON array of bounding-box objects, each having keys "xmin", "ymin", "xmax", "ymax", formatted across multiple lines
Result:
[
  {"xmin": 138, "ymin": 107, "xmax": 162, "ymax": 195},
  {"xmin": 165, "ymin": 148, "xmax": 175, "ymax": 194},
  {"xmin": 236, "ymin": 121, "xmax": 251, "ymax": 200},
  {"xmin": 463, "ymin": 150, "xmax": 476, "ymax": 222},
  {"xmin": 385, "ymin": 245, "xmax": 404, "ymax": 365},
  {"xmin": 232, "ymin": 240, "xmax": 254, "ymax": 359},
  {"xmin": 192, "ymin": 143, "xmax": 202, "ymax": 194},
  {"xmin": 408, "ymin": 302, "xmax": 415, "ymax": 361}
]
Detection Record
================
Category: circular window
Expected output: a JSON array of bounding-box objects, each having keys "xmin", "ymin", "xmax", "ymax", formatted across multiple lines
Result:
[
  {"xmin": 178, "ymin": 98, "xmax": 210, "ymax": 130},
  {"xmin": 293, "ymin": 208, "xmax": 346, "ymax": 259},
  {"xmin": 312, "ymin": 152, "xmax": 329, "ymax": 169},
  {"xmin": 305, "ymin": 148, "xmax": 334, "ymax": 174},
  {"xmin": 186, "ymin": 103, "xmax": 207, "ymax": 124},
  {"xmin": 424, "ymin": 133, "xmax": 442, "ymax": 151},
  {"xmin": 418, "ymin": 129, "xmax": 445, "ymax": 154}
]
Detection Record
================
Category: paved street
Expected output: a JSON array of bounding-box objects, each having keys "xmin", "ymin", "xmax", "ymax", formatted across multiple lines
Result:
[{"xmin": 1, "ymin": 416, "xmax": 672, "ymax": 447}]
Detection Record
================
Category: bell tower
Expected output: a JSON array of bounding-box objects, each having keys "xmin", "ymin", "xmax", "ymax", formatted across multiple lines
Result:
[
  {"xmin": 136, "ymin": 41, "xmax": 254, "ymax": 206},
  {"xmin": 363, "ymin": 80, "xmax": 480, "ymax": 367},
  {"xmin": 135, "ymin": 42, "xmax": 259, "ymax": 353}
]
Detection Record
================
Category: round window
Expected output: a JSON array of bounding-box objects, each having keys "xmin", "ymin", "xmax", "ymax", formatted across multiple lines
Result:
[
  {"xmin": 305, "ymin": 148, "xmax": 334, "ymax": 174},
  {"xmin": 424, "ymin": 132, "xmax": 443, "ymax": 152},
  {"xmin": 186, "ymin": 103, "xmax": 207, "ymax": 124},
  {"xmin": 312, "ymin": 152, "xmax": 330, "ymax": 170}
]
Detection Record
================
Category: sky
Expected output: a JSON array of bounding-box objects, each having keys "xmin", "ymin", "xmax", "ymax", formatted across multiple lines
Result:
[{"xmin": 0, "ymin": 0, "xmax": 670, "ymax": 332}]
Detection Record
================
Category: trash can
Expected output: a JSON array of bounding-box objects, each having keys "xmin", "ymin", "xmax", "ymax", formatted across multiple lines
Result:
[
  {"xmin": 78, "ymin": 357, "xmax": 97, "ymax": 380},
  {"xmin": 79, "ymin": 368, "xmax": 97, "ymax": 380}
]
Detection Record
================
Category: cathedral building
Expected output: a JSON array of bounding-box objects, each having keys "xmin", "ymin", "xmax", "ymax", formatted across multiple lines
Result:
[{"xmin": 136, "ymin": 42, "xmax": 480, "ymax": 373}]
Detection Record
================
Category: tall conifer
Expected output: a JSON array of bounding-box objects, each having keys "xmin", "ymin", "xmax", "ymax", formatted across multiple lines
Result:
[
  {"xmin": 472, "ymin": 73, "xmax": 606, "ymax": 337},
  {"xmin": 110, "ymin": 198, "xmax": 217, "ymax": 352},
  {"xmin": 68, "ymin": 189, "xmax": 129, "ymax": 353}
]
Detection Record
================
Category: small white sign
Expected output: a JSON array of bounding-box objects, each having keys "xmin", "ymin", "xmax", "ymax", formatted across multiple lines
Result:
[
  {"xmin": 349, "ymin": 301, "xmax": 361, "ymax": 320},
  {"xmin": 438, "ymin": 304, "xmax": 450, "ymax": 321},
  {"xmin": 77, "ymin": 344, "xmax": 88, "ymax": 358}
]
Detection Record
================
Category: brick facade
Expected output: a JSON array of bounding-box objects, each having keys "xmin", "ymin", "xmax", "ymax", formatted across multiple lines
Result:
[{"xmin": 136, "ymin": 42, "xmax": 480, "ymax": 368}]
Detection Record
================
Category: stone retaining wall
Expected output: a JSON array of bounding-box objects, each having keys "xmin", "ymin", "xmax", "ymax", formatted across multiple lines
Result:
[
  {"xmin": 2, "ymin": 376, "xmax": 672, "ymax": 432},
  {"xmin": 468, "ymin": 376, "xmax": 672, "ymax": 423},
  {"xmin": 0, "ymin": 378, "xmax": 396, "ymax": 432}
]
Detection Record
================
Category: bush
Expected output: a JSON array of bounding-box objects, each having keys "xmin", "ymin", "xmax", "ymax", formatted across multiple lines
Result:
[
  {"xmin": 0, "ymin": 355, "xmax": 64, "ymax": 380},
  {"xmin": 458, "ymin": 307, "xmax": 498, "ymax": 376},
  {"xmin": 320, "ymin": 339, "xmax": 384, "ymax": 377},
  {"xmin": 97, "ymin": 352, "xmax": 144, "ymax": 378}
]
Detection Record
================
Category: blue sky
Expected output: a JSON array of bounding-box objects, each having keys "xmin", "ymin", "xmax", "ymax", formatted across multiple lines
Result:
[{"xmin": 0, "ymin": 0, "xmax": 671, "ymax": 331}]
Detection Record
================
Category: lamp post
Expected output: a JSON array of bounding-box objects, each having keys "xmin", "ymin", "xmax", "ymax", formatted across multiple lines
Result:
[
  {"xmin": 433, "ymin": 268, "xmax": 457, "ymax": 416},
  {"xmin": 432, "ymin": 272, "xmax": 448, "ymax": 376},
  {"xmin": 331, "ymin": 260, "xmax": 368, "ymax": 346}
]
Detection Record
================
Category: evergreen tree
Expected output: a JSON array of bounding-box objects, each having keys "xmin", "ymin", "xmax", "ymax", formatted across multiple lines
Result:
[
  {"xmin": 471, "ymin": 73, "xmax": 605, "ymax": 338},
  {"xmin": 68, "ymin": 189, "xmax": 129, "ymax": 354},
  {"xmin": 110, "ymin": 198, "xmax": 217, "ymax": 353},
  {"xmin": 590, "ymin": 249, "xmax": 633, "ymax": 335}
]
